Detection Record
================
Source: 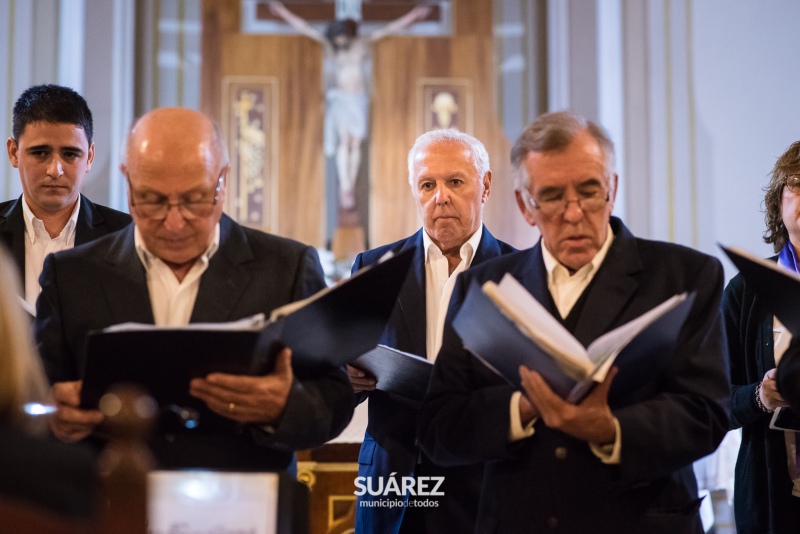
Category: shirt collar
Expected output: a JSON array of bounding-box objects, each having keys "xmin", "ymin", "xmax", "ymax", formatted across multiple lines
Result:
[
  {"xmin": 21, "ymin": 193, "xmax": 81, "ymax": 244},
  {"xmin": 541, "ymin": 223, "xmax": 615, "ymax": 280},
  {"xmin": 422, "ymin": 224, "xmax": 484, "ymax": 265},
  {"xmin": 134, "ymin": 223, "xmax": 221, "ymax": 272}
]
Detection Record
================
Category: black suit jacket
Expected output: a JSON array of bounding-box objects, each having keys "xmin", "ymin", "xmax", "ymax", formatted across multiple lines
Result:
[
  {"xmin": 36, "ymin": 214, "xmax": 354, "ymax": 471},
  {"xmin": 352, "ymin": 226, "xmax": 515, "ymax": 534},
  {"xmin": 724, "ymin": 264, "xmax": 800, "ymax": 533},
  {"xmin": 0, "ymin": 194, "xmax": 131, "ymax": 292},
  {"xmin": 419, "ymin": 217, "xmax": 730, "ymax": 534}
]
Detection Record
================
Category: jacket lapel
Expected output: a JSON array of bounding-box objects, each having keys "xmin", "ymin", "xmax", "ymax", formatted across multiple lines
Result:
[
  {"xmin": 190, "ymin": 215, "xmax": 252, "ymax": 323},
  {"xmin": 473, "ymin": 226, "xmax": 501, "ymax": 264},
  {"xmin": 0, "ymin": 197, "xmax": 26, "ymax": 291},
  {"xmin": 101, "ymin": 225, "xmax": 154, "ymax": 324},
  {"xmin": 75, "ymin": 194, "xmax": 107, "ymax": 246},
  {"xmin": 516, "ymin": 242, "xmax": 559, "ymax": 317},
  {"xmin": 396, "ymin": 229, "xmax": 427, "ymax": 357},
  {"xmin": 570, "ymin": 218, "xmax": 642, "ymax": 347}
]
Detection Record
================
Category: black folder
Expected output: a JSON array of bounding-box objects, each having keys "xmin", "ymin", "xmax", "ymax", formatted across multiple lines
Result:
[
  {"xmin": 254, "ymin": 248, "xmax": 414, "ymax": 376},
  {"xmin": 453, "ymin": 278, "xmax": 694, "ymax": 402},
  {"xmin": 720, "ymin": 245, "xmax": 800, "ymax": 336},
  {"xmin": 350, "ymin": 345, "xmax": 432, "ymax": 402},
  {"xmin": 80, "ymin": 248, "xmax": 414, "ymax": 432}
]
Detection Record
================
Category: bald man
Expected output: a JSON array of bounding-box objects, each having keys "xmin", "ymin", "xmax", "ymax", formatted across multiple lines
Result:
[{"xmin": 36, "ymin": 108, "xmax": 354, "ymax": 470}]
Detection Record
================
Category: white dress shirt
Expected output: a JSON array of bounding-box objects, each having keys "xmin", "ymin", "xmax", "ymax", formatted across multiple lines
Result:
[
  {"xmin": 509, "ymin": 225, "xmax": 621, "ymax": 464},
  {"xmin": 22, "ymin": 195, "xmax": 80, "ymax": 310},
  {"xmin": 422, "ymin": 225, "xmax": 483, "ymax": 361},
  {"xmin": 134, "ymin": 224, "xmax": 220, "ymax": 326}
]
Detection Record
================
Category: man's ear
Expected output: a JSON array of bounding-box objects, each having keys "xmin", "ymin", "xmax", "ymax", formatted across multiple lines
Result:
[
  {"xmin": 481, "ymin": 171, "xmax": 492, "ymax": 202},
  {"xmin": 85, "ymin": 142, "xmax": 95, "ymax": 171},
  {"xmin": 515, "ymin": 189, "xmax": 537, "ymax": 227},
  {"xmin": 6, "ymin": 137, "xmax": 19, "ymax": 168},
  {"xmin": 608, "ymin": 173, "xmax": 619, "ymax": 209}
]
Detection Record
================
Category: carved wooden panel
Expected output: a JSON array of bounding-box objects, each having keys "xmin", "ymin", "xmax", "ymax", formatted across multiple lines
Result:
[{"xmin": 202, "ymin": 0, "xmax": 534, "ymax": 251}]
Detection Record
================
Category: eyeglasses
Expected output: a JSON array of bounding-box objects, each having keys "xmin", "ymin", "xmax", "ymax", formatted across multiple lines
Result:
[
  {"xmin": 524, "ymin": 188, "xmax": 610, "ymax": 218},
  {"xmin": 128, "ymin": 176, "xmax": 223, "ymax": 221},
  {"xmin": 786, "ymin": 175, "xmax": 800, "ymax": 195}
]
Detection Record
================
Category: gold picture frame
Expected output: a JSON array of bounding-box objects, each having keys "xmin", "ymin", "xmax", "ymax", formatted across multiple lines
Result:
[
  {"xmin": 221, "ymin": 76, "xmax": 280, "ymax": 232},
  {"xmin": 417, "ymin": 77, "xmax": 474, "ymax": 135}
]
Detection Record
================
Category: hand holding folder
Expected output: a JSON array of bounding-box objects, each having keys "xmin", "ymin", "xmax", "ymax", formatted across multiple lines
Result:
[
  {"xmin": 350, "ymin": 345, "xmax": 432, "ymax": 402},
  {"xmin": 720, "ymin": 245, "xmax": 800, "ymax": 427},
  {"xmin": 453, "ymin": 273, "xmax": 695, "ymax": 403},
  {"xmin": 78, "ymin": 248, "xmax": 415, "ymax": 433}
]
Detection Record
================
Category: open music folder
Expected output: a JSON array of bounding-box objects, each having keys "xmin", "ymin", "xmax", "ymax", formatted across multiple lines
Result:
[
  {"xmin": 79, "ymin": 248, "xmax": 415, "ymax": 431},
  {"xmin": 453, "ymin": 273, "xmax": 695, "ymax": 403}
]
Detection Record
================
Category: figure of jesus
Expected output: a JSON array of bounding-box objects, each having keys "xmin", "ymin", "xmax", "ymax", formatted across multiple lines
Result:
[{"xmin": 268, "ymin": 1, "xmax": 430, "ymax": 212}]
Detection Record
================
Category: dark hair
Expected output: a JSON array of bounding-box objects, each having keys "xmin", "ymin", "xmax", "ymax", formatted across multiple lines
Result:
[
  {"xmin": 325, "ymin": 18, "xmax": 358, "ymax": 48},
  {"xmin": 764, "ymin": 140, "xmax": 800, "ymax": 252},
  {"xmin": 510, "ymin": 110, "xmax": 615, "ymax": 189},
  {"xmin": 12, "ymin": 84, "xmax": 93, "ymax": 143}
]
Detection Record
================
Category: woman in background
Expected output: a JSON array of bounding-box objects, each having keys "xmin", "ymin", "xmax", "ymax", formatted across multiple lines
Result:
[
  {"xmin": 0, "ymin": 244, "xmax": 96, "ymax": 520},
  {"xmin": 724, "ymin": 140, "xmax": 800, "ymax": 533}
]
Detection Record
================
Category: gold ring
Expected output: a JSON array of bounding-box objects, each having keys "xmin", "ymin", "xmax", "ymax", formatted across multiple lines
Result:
[{"xmin": 228, "ymin": 402, "xmax": 235, "ymax": 413}]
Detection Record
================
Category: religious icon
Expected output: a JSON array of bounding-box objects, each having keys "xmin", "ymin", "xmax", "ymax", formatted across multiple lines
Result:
[
  {"xmin": 222, "ymin": 76, "xmax": 279, "ymax": 231},
  {"xmin": 418, "ymin": 78, "xmax": 473, "ymax": 134}
]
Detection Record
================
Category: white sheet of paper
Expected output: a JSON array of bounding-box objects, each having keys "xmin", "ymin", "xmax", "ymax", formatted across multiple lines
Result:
[{"xmin": 148, "ymin": 471, "xmax": 279, "ymax": 534}]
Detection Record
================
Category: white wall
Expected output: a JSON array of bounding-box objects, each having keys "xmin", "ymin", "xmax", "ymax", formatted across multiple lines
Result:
[
  {"xmin": 0, "ymin": 0, "xmax": 199, "ymax": 211},
  {"xmin": 693, "ymin": 0, "xmax": 800, "ymax": 273}
]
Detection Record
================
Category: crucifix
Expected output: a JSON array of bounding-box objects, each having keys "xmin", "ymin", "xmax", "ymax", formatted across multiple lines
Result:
[{"xmin": 262, "ymin": 0, "xmax": 434, "ymax": 259}]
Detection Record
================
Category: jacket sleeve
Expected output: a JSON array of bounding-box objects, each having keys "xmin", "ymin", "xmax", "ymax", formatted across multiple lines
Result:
[
  {"xmin": 613, "ymin": 256, "xmax": 731, "ymax": 482},
  {"xmin": 724, "ymin": 272, "xmax": 772, "ymax": 429},
  {"xmin": 35, "ymin": 254, "xmax": 79, "ymax": 384},
  {"xmin": 258, "ymin": 245, "xmax": 355, "ymax": 449}
]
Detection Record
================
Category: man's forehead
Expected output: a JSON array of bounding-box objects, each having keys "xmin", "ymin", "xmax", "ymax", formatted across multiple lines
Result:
[
  {"xmin": 17, "ymin": 121, "xmax": 89, "ymax": 144},
  {"xmin": 525, "ymin": 151, "xmax": 607, "ymax": 189},
  {"xmin": 414, "ymin": 143, "xmax": 475, "ymax": 175},
  {"xmin": 128, "ymin": 160, "xmax": 216, "ymax": 189},
  {"xmin": 416, "ymin": 141, "xmax": 472, "ymax": 160}
]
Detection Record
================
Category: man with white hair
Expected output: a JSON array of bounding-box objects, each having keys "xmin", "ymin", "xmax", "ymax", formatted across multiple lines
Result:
[{"xmin": 347, "ymin": 129, "xmax": 515, "ymax": 533}]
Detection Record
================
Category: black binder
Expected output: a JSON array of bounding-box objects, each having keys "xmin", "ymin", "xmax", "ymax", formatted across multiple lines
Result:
[
  {"xmin": 79, "ymin": 248, "xmax": 415, "ymax": 432},
  {"xmin": 720, "ymin": 244, "xmax": 800, "ymax": 335},
  {"xmin": 350, "ymin": 345, "xmax": 431, "ymax": 402}
]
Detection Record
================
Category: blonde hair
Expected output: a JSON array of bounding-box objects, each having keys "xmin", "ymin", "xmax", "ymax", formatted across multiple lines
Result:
[{"xmin": 0, "ymin": 246, "xmax": 50, "ymax": 431}]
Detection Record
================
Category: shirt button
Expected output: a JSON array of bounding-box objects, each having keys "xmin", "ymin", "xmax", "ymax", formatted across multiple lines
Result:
[
  {"xmin": 547, "ymin": 516, "xmax": 558, "ymax": 529},
  {"xmin": 555, "ymin": 446, "xmax": 568, "ymax": 459}
]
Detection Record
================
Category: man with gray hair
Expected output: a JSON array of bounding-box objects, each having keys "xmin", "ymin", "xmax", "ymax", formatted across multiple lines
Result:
[
  {"xmin": 419, "ymin": 111, "xmax": 730, "ymax": 533},
  {"xmin": 347, "ymin": 128, "xmax": 515, "ymax": 533}
]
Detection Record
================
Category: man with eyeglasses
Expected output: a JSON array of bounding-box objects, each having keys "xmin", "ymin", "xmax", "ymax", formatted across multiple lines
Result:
[
  {"xmin": 1, "ymin": 85, "xmax": 131, "ymax": 312},
  {"xmin": 36, "ymin": 107, "xmax": 354, "ymax": 470},
  {"xmin": 418, "ymin": 111, "xmax": 730, "ymax": 533}
]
